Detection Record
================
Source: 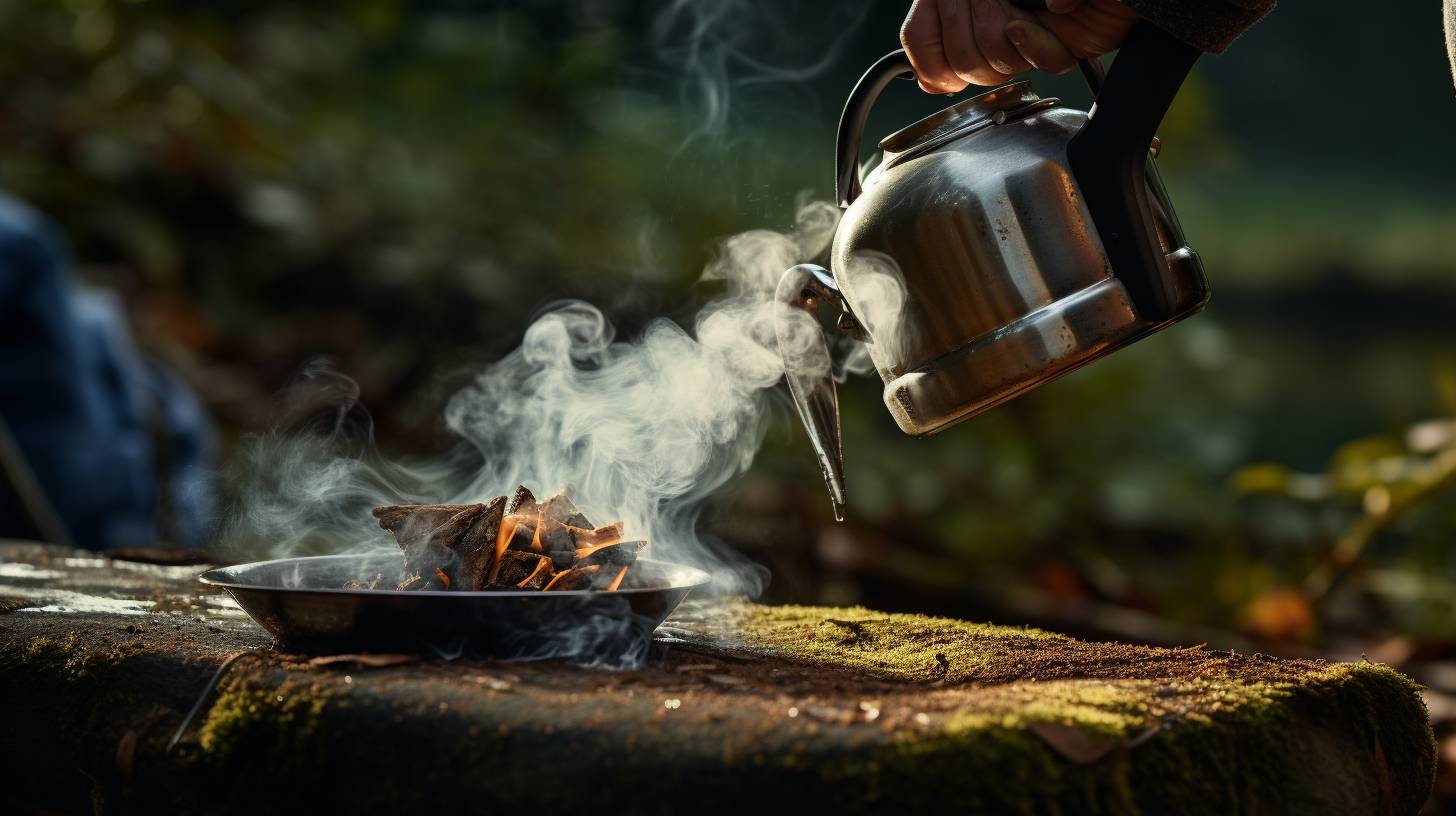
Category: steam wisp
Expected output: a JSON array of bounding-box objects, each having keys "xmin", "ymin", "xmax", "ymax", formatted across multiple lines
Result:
[
  {"xmin": 649, "ymin": 0, "xmax": 869, "ymax": 151},
  {"xmin": 223, "ymin": 203, "xmax": 852, "ymax": 601}
]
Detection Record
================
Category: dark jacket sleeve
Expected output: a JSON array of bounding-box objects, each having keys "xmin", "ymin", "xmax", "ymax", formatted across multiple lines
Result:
[
  {"xmin": 1118, "ymin": 0, "xmax": 1276, "ymax": 53},
  {"xmin": 1446, "ymin": 0, "xmax": 1456, "ymax": 88}
]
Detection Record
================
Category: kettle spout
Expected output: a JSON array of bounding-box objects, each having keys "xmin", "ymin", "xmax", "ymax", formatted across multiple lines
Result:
[{"xmin": 775, "ymin": 264, "xmax": 848, "ymax": 521}]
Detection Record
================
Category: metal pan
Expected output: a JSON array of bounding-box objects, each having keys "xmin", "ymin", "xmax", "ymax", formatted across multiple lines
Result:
[{"xmin": 200, "ymin": 553, "xmax": 709, "ymax": 663}]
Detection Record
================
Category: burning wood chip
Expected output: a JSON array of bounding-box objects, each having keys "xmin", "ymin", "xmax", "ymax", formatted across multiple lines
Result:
[
  {"xmin": 539, "ymin": 523, "xmax": 579, "ymax": 570},
  {"xmin": 543, "ymin": 563, "xmax": 630, "ymax": 592},
  {"xmin": 372, "ymin": 502, "xmax": 490, "ymax": 589},
  {"xmin": 538, "ymin": 515, "xmax": 622, "ymax": 570},
  {"xmin": 366, "ymin": 487, "xmax": 645, "ymax": 593},
  {"xmin": 458, "ymin": 496, "xmax": 506, "ymax": 589},
  {"xmin": 515, "ymin": 557, "xmax": 554, "ymax": 590},
  {"xmin": 372, "ymin": 504, "xmax": 474, "ymax": 535},
  {"xmin": 501, "ymin": 516, "xmax": 539, "ymax": 553},
  {"xmin": 342, "ymin": 573, "xmax": 385, "ymax": 591},
  {"xmin": 575, "ymin": 540, "xmax": 645, "ymax": 570},
  {"xmin": 506, "ymin": 485, "xmax": 538, "ymax": 516},
  {"xmin": 540, "ymin": 493, "xmax": 591, "ymax": 530},
  {"xmin": 492, "ymin": 550, "xmax": 554, "ymax": 590},
  {"xmin": 543, "ymin": 565, "xmax": 604, "ymax": 592},
  {"xmin": 571, "ymin": 522, "xmax": 625, "ymax": 552}
]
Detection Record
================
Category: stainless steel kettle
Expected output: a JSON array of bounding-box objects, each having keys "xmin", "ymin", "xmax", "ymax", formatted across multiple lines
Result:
[{"xmin": 777, "ymin": 21, "xmax": 1207, "ymax": 519}]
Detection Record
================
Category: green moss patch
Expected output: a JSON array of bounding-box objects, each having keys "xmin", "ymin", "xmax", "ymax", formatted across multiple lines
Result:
[
  {"xmin": 711, "ymin": 601, "xmax": 1329, "ymax": 685},
  {"xmin": 198, "ymin": 675, "xmax": 334, "ymax": 767},
  {"xmin": 677, "ymin": 602, "xmax": 1437, "ymax": 815},
  {"xmin": 19, "ymin": 632, "xmax": 107, "ymax": 683}
]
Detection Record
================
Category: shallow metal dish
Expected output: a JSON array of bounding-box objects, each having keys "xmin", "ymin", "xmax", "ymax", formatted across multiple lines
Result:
[{"xmin": 200, "ymin": 553, "xmax": 709, "ymax": 662}]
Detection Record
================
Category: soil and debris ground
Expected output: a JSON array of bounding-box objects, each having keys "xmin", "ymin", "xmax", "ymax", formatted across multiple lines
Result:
[{"xmin": 0, "ymin": 541, "xmax": 1435, "ymax": 814}]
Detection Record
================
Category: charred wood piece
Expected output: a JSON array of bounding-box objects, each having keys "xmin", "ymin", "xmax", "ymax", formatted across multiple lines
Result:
[
  {"xmin": 491, "ymin": 550, "xmax": 555, "ymax": 590},
  {"xmin": 575, "ymin": 540, "xmax": 645, "ymax": 570},
  {"xmin": 507, "ymin": 485, "xmax": 538, "ymax": 516},
  {"xmin": 540, "ymin": 493, "xmax": 592, "ymax": 530},
  {"xmin": 365, "ymin": 487, "xmax": 641, "ymax": 593}
]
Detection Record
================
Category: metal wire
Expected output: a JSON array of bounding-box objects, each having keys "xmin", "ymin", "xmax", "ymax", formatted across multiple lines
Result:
[{"xmin": 166, "ymin": 650, "xmax": 264, "ymax": 752}]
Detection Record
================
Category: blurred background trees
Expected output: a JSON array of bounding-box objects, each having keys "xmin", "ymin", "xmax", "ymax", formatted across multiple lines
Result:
[{"xmin": 1, "ymin": 0, "xmax": 1454, "ymax": 661}]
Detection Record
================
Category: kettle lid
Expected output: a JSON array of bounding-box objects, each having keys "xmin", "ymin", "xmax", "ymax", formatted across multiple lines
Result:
[{"xmin": 877, "ymin": 82, "xmax": 1055, "ymax": 162}]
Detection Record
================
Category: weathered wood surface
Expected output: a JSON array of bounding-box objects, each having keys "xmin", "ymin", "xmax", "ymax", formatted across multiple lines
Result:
[{"xmin": 0, "ymin": 541, "xmax": 1435, "ymax": 815}]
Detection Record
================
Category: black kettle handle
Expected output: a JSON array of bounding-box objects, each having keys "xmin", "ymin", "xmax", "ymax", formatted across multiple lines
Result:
[
  {"xmin": 834, "ymin": 50, "xmax": 914, "ymax": 208},
  {"xmin": 1065, "ymin": 21, "xmax": 1200, "ymax": 318}
]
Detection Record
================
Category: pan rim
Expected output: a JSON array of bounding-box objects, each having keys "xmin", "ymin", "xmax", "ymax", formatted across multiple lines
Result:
[{"xmin": 198, "ymin": 553, "xmax": 711, "ymax": 598}]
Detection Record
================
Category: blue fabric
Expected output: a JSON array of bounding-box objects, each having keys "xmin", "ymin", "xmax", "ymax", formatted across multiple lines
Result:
[{"xmin": 0, "ymin": 193, "xmax": 215, "ymax": 549}]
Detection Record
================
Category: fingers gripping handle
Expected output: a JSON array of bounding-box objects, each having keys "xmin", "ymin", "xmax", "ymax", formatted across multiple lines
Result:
[
  {"xmin": 834, "ymin": 28, "xmax": 1102, "ymax": 209},
  {"xmin": 1004, "ymin": 0, "xmax": 1109, "ymax": 92},
  {"xmin": 776, "ymin": 264, "xmax": 848, "ymax": 520}
]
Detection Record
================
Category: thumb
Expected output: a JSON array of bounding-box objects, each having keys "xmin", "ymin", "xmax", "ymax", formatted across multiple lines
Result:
[{"xmin": 1044, "ymin": 0, "xmax": 1082, "ymax": 13}]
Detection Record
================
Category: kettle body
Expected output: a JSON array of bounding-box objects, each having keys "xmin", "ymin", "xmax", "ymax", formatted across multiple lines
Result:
[
  {"xmin": 777, "ymin": 22, "xmax": 1207, "ymax": 519},
  {"xmin": 837, "ymin": 82, "xmax": 1205, "ymax": 437}
]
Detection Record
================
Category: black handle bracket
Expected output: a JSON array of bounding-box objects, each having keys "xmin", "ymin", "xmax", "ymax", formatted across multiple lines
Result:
[{"xmin": 1065, "ymin": 21, "xmax": 1200, "ymax": 320}]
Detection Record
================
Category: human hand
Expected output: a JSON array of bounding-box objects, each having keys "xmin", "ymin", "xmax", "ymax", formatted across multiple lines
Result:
[{"xmin": 899, "ymin": 0, "xmax": 1139, "ymax": 93}]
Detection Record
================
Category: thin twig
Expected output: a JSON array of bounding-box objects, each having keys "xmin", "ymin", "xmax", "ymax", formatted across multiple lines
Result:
[
  {"xmin": 1307, "ymin": 446, "xmax": 1456, "ymax": 602},
  {"xmin": 166, "ymin": 650, "xmax": 264, "ymax": 752}
]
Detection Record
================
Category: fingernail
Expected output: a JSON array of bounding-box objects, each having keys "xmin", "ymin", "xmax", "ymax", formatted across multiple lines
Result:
[{"xmin": 990, "ymin": 59, "xmax": 1014, "ymax": 75}]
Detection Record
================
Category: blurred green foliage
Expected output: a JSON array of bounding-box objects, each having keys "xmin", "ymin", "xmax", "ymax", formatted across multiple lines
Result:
[
  {"xmin": 1, "ymin": 0, "xmax": 1454, "ymax": 650},
  {"xmin": 0, "ymin": 0, "xmax": 780, "ymax": 436},
  {"xmin": 1232, "ymin": 364, "xmax": 1456, "ymax": 640}
]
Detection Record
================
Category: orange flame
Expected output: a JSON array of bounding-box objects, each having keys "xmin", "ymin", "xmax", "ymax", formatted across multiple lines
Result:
[
  {"xmin": 571, "ymin": 523, "xmax": 623, "ymax": 559},
  {"xmin": 488, "ymin": 515, "xmax": 517, "ymax": 584},
  {"xmin": 574, "ymin": 541, "xmax": 618, "ymax": 560},
  {"xmin": 515, "ymin": 557, "xmax": 551, "ymax": 589}
]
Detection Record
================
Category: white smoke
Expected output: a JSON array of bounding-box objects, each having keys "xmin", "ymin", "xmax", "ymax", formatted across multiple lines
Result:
[
  {"xmin": 835, "ymin": 251, "xmax": 910, "ymax": 380},
  {"xmin": 649, "ymin": 0, "xmax": 869, "ymax": 149},
  {"xmin": 222, "ymin": 203, "xmax": 854, "ymax": 598},
  {"xmin": 215, "ymin": 3, "xmax": 912, "ymax": 669}
]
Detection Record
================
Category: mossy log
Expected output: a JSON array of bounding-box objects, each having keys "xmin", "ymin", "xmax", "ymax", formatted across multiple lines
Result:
[{"xmin": 0, "ymin": 541, "xmax": 1435, "ymax": 814}]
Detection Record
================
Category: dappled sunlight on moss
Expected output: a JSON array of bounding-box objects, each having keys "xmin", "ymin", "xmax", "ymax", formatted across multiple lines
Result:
[
  {"xmin": 199, "ymin": 677, "xmax": 334, "ymax": 766},
  {"xmin": 675, "ymin": 601, "xmax": 1439, "ymax": 814}
]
